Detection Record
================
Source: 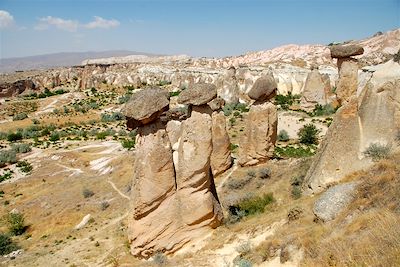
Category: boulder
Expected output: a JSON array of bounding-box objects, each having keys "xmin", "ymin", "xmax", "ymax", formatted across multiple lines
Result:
[
  {"xmin": 210, "ymin": 112, "xmax": 232, "ymax": 176},
  {"xmin": 330, "ymin": 44, "xmax": 364, "ymax": 58},
  {"xmin": 238, "ymin": 102, "xmax": 277, "ymax": 166},
  {"xmin": 177, "ymin": 83, "xmax": 217, "ymax": 106},
  {"xmin": 122, "ymin": 88, "xmax": 169, "ymax": 127},
  {"xmin": 336, "ymin": 60, "xmax": 358, "ymax": 104},
  {"xmin": 314, "ymin": 182, "xmax": 359, "ymax": 222},
  {"xmin": 208, "ymin": 97, "xmax": 225, "ymax": 111},
  {"xmin": 247, "ymin": 74, "xmax": 277, "ymax": 101},
  {"xmin": 0, "ymin": 79, "xmax": 36, "ymax": 97}
]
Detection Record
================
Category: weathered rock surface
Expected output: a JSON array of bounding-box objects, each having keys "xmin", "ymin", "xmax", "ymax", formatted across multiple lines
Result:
[
  {"xmin": 128, "ymin": 112, "xmax": 223, "ymax": 258},
  {"xmin": 301, "ymin": 69, "xmax": 329, "ymax": 109},
  {"xmin": 247, "ymin": 73, "xmax": 277, "ymax": 101},
  {"xmin": 218, "ymin": 67, "xmax": 240, "ymax": 104},
  {"xmin": 305, "ymin": 79, "xmax": 400, "ymax": 193},
  {"xmin": 238, "ymin": 102, "xmax": 277, "ymax": 166},
  {"xmin": 0, "ymin": 79, "xmax": 36, "ymax": 97},
  {"xmin": 330, "ymin": 44, "xmax": 364, "ymax": 58},
  {"xmin": 210, "ymin": 112, "xmax": 232, "ymax": 176},
  {"xmin": 336, "ymin": 60, "xmax": 358, "ymax": 104},
  {"xmin": 177, "ymin": 83, "xmax": 217, "ymax": 105},
  {"xmin": 314, "ymin": 182, "xmax": 359, "ymax": 222},
  {"xmin": 131, "ymin": 123, "xmax": 176, "ymax": 220},
  {"xmin": 208, "ymin": 97, "xmax": 225, "ymax": 111},
  {"xmin": 122, "ymin": 88, "xmax": 169, "ymax": 128}
]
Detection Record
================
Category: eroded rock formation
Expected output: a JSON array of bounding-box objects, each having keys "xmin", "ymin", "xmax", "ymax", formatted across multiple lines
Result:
[{"xmin": 126, "ymin": 83, "xmax": 229, "ymax": 258}]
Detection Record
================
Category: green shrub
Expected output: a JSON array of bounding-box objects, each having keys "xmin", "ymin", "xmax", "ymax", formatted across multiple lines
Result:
[
  {"xmin": 121, "ymin": 139, "xmax": 135, "ymax": 150},
  {"xmin": 49, "ymin": 132, "xmax": 60, "ymax": 142},
  {"xmin": 96, "ymin": 132, "xmax": 107, "ymax": 140},
  {"xmin": 235, "ymin": 258, "xmax": 253, "ymax": 267},
  {"xmin": 274, "ymin": 145, "xmax": 316, "ymax": 158},
  {"xmin": 82, "ymin": 188, "xmax": 94, "ymax": 198},
  {"xmin": 153, "ymin": 251, "xmax": 167, "ymax": 266},
  {"xmin": 229, "ymin": 143, "xmax": 239, "ymax": 151},
  {"xmin": 277, "ymin": 130, "xmax": 290, "ymax": 141},
  {"xmin": 298, "ymin": 124, "xmax": 320, "ymax": 145},
  {"xmin": 118, "ymin": 94, "xmax": 131, "ymax": 104},
  {"xmin": 291, "ymin": 175, "xmax": 304, "ymax": 199},
  {"xmin": 259, "ymin": 168, "xmax": 271, "ymax": 179},
  {"xmin": 5, "ymin": 213, "xmax": 26, "ymax": 236},
  {"xmin": 226, "ymin": 176, "xmax": 252, "ymax": 190},
  {"xmin": 223, "ymin": 103, "xmax": 249, "ymax": 116},
  {"xmin": 0, "ymin": 171, "xmax": 13, "ymax": 182},
  {"xmin": 233, "ymin": 193, "xmax": 275, "ymax": 216},
  {"xmin": 169, "ymin": 91, "xmax": 181, "ymax": 97},
  {"xmin": 101, "ymin": 112, "xmax": 125, "ymax": 122},
  {"xmin": 310, "ymin": 104, "xmax": 336, "ymax": 117},
  {"xmin": 0, "ymin": 150, "xmax": 17, "ymax": 167},
  {"xmin": 0, "ymin": 233, "xmax": 19, "ymax": 255},
  {"xmin": 16, "ymin": 161, "xmax": 33, "ymax": 173},
  {"xmin": 274, "ymin": 92, "xmax": 301, "ymax": 110},
  {"xmin": 100, "ymin": 201, "xmax": 110, "ymax": 211},
  {"xmin": 158, "ymin": 80, "xmax": 171, "ymax": 86},
  {"xmin": 7, "ymin": 132, "xmax": 23, "ymax": 142},
  {"xmin": 11, "ymin": 143, "xmax": 31, "ymax": 154},
  {"xmin": 12, "ymin": 113, "xmax": 28, "ymax": 121},
  {"xmin": 363, "ymin": 143, "xmax": 391, "ymax": 161}
]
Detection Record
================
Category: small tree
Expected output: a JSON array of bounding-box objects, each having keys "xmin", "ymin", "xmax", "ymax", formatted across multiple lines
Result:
[
  {"xmin": 277, "ymin": 130, "xmax": 290, "ymax": 141},
  {"xmin": 298, "ymin": 124, "xmax": 320, "ymax": 145},
  {"xmin": 5, "ymin": 213, "xmax": 26, "ymax": 236},
  {"xmin": 0, "ymin": 233, "xmax": 19, "ymax": 255}
]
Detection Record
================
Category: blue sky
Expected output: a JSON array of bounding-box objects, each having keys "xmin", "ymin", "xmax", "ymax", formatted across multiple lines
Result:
[{"xmin": 0, "ymin": 0, "xmax": 399, "ymax": 59}]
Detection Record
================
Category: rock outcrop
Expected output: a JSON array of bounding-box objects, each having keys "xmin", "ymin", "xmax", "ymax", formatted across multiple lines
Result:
[
  {"xmin": 330, "ymin": 44, "xmax": 364, "ymax": 59},
  {"xmin": 211, "ymin": 112, "xmax": 232, "ymax": 176},
  {"xmin": 0, "ymin": 79, "xmax": 36, "ymax": 97},
  {"xmin": 238, "ymin": 102, "xmax": 277, "ymax": 166},
  {"xmin": 127, "ymin": 89, "xmax": 226, "ymax": 258},
  {"xmin": 300, "ymin": 69, "xmax": 330, "ymax": 109},
  {"xmin": 304, "ymin": 79, "xmax": 400, "ymax": 193},
  {"xmin": 313, "ymin": 182, "xmax": 359, "ymax": 222}
]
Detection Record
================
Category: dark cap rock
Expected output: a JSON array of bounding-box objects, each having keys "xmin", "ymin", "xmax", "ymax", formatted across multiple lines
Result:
[
  {"xmin": 330, "ymin": 44, "xmax": 364, "ymax": 58},
  {"xmin": 177, "ymin": 83, "xmax": 217, "ymax": 105},
  {"xmin": 122, "ymin": 88, "xmax": 169, "ymax": 125}
]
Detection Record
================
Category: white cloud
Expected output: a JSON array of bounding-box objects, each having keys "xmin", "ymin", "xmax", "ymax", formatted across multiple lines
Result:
[
  {"xmin": 84, "ymin": 16, "xmax": 120, "ymax": 29},
  {"xmin": 0, "ymin": 10, "xmax": 15, "ymax": 29},
  {"xmin": 35, "ymin": 16, "xmax": 79, "ymax": 32},
  {"xmin": 35, "ymin": 16, "xmax": 120, "ymax": 32}
]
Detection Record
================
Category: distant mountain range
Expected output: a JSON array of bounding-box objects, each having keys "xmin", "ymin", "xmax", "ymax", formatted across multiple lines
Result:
[{"xmin": 0, "ymin": 50, "xmax": 159, "ymax": 73}]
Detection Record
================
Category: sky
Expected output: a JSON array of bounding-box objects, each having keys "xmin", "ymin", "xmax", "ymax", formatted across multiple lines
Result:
[{"xmin": 0, "ymin": 0, "xmax": 399, "ymax": 59}]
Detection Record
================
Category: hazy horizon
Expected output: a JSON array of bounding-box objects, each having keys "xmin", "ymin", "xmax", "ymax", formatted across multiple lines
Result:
[{"xmin": 0, "ymin": 0, "xmax": 399, "ymax": 59}]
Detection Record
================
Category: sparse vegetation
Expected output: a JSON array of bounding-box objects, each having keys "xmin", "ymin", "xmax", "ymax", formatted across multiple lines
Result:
[
  {"xmin": 274, "ymin": 145, "xmax": 316, "ymax": 158},
  {"xmin": 121, "ymin": 139, "xmax": 135, "ymax": 150},
  {"xmin": 82, "ymin": 188, "xmax": 95, "ymax": 198},
  {"xmin": 0, "ymin": 171, "xmax": 13, "ymax": 182},
  {"xmin": 230, "ymin": 193, "xmax": 275, "ymax": 218},
  {"xmin": 5, "ymin": 212, "xmax": 26, "ymax": 236},
  {"xmin": 16, "ymin": 161, "xmax": 33, "ymax": 173},
  {"xmin": 310, "ymin": 104, "xmax": 336, "ymax": 117},
  {"xmin": 298, "ymin": 123, "xmax": 320, "ymax": 145},
  {"xmin": 363, "ymin": 143, "xmax": 391, "ymax": 161},
  {"xmin": 274, "ymin": 92, "xmax": 301, "ymax": 110},
  {"xmin": 229, "ymin": 143, "xmax": 239, "ymax": 152},
  {"xmin": 277, "ymin": 129, "xmax": 289, "ymax": 141},
  {"xmin": 291, "ymin": 175, "xmax": 305, "ymax": 199},
  {"xmin": 226, "ymin": 176, "xmax": 253, "ymax": 190},
  {"xmin": 11, "ymin": 143, "xmax": 32, "ymax": 154},
  {"xmin": 0, "ymin": 150, "xmax": 17, "ymax": 167},
  {"xmin": 100, "ymin": 201, "xmax": 110, "ymax": 211},
  {"xmin": 12, "ymin": 112, "xmax": 28, "ymax": 121},
  {"xmin": 223, "ymin": 103, "xmax": 249, "ymax": 116},
  {"xmin": 0, "ymin": 233, "xmax": 19, "ymax": 255},
  {"xmin": 101, "ymin": 112, "xmax": 125, "ymax": 122},
  {"xmin": 258, "ymin": 168, "xmax": 271, "ymax": 179},
  {"xmin": 153, "ymin": 251, "xmax": 167, "ymax": 266}
]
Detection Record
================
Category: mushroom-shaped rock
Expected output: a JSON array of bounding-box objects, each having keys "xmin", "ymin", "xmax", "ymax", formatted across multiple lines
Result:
[
  {"xmin": 247, "ymin": 74, "xmax": 277, "ymax": 101},
  {"xmin": 122, "ymin": 88, "xmax": 169, "ymax": 127},
  {"xmin": 178, "ymin": 83, "xmax": 217, "ymax": 106},
  {"xmin": 330, "ymin": 44, "xmax": 364, "ymax": 58}
]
